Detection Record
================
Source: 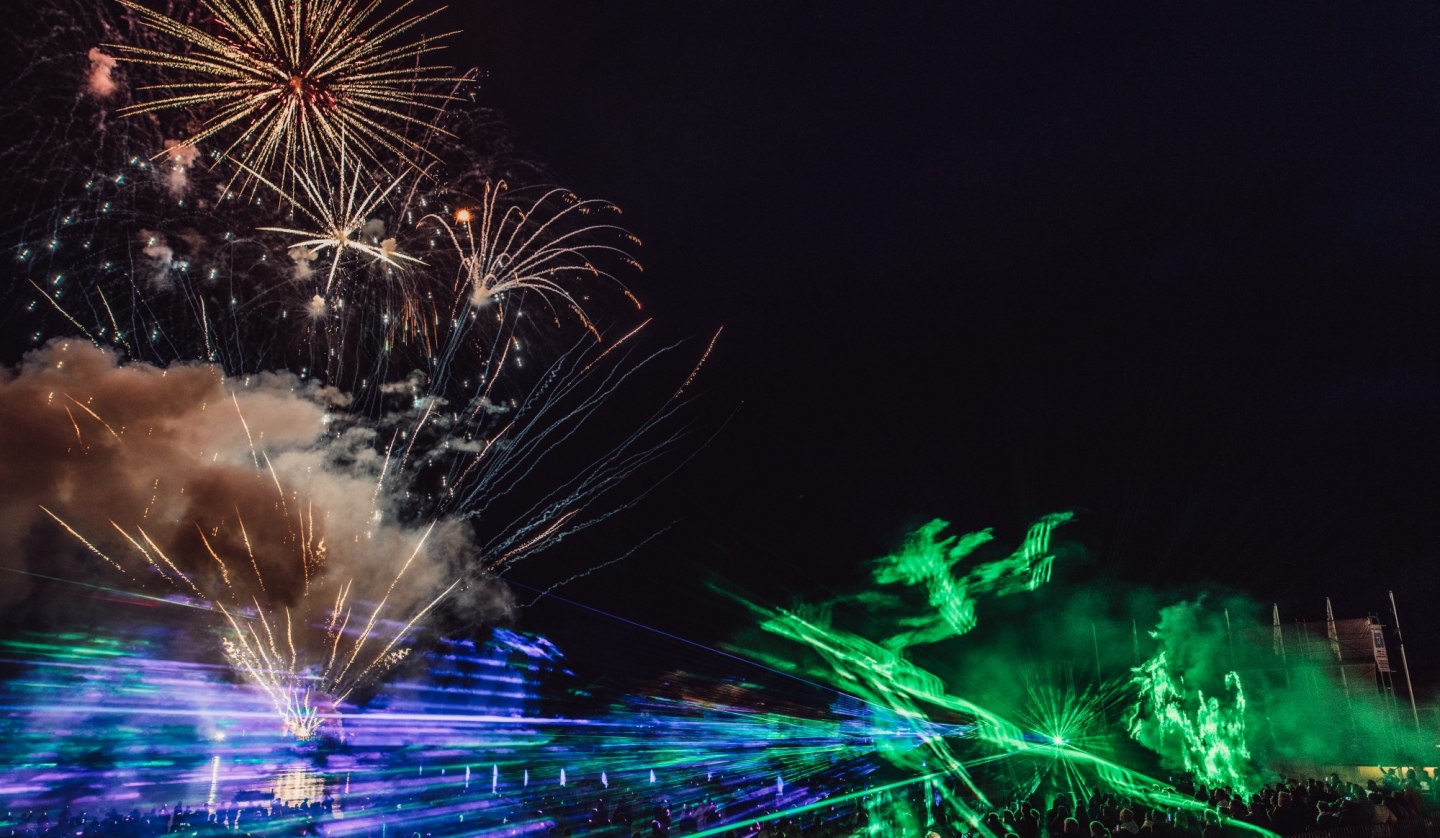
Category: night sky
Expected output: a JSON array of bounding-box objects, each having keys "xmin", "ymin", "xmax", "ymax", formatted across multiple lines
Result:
[
  {"xmin": 2, "ymin": 2, "xmax": 1438, "ymax": 693},
  {"xmin": 454, "ymin": 3, "xmax": 1440, "ymax": 686}
]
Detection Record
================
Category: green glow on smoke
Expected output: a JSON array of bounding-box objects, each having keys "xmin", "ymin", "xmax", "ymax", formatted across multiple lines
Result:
[
  {"xmin": 724, "ymin": 515, "xmax": 1278, "ymax": 837},
  {"xmin": 1129, "ymin": 648, "xmax": 1253, "ymax": 793}
]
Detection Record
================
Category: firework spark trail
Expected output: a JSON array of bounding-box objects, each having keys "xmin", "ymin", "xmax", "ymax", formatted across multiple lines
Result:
[
  {"xmin": 37, "ymin": 506, "xmax": 128, "ymax": 576},
  {"xmin": 396, "ymin": 396, "xmax": 437, "ymax": 479},
  {"xmin": 234, "ymin": 507, "xmax": 266, "ymax": 594},
  {"xmin": 451, "ymin": 339, "xmax": 666, "ymax": 515},
  {"xmin": 62, "ymin": 406, "xmax": 85, "ymax": 447},
  {"xmin": 520, "ymin": 523, "xmax": 674, "ymax": 607},
  {"xmin": 419, "ymin": 181, "xmax": 641, "ymax": 345},
  {"xmin": 367, "ymin": 179, "xmax": 648, "ymax": 403},
  {"xmin": 19, "ymin": 364, "xmax": 471, "ymax": 739},
  {"xmin": 432, "ymin": 337, "xmax": 693, "ymax": 573},
  {"xmin": 96, "ymin": 288, "xmax": 131, "ymax": 356},
  {"xmin": 141, "ymin": 525, "xmax": 206, "ymax": 595},
  {"xmin": 196, "ymin": 526, "xmax": 233, "ymax": 590},
  {"xmin": 335, "ymin": 576, "xmax": 462, "ymax": 701},
  {"xmin": 231, "ymin": 391, "xmax": 260, "ymax": 468},
  {"xmin": 328, "ymin": 521, "xmax": 436, "ymax": 690},
  {"xmin": 110, "ymin": 0, "xmax": 468, "ymax": 186},
  {"xmin": 252, "ymin": 153, "xmax": 426, "ymax": 297},
  {"xmin": 675, "ymin": 325, "xmax": 723, "ymax": 399},
  {"xmin": 324, "ymin": 579, "xmax": 354, "ymax": 675},
  {"xmin": 8, "ymin": 0, "xmax": 707, "ymax": 752},
  {"xmin": 27, "ymin": 280, "xmax": 98, "ymax": 343},
  {"xmin": 63, "ymin": 394, "xmax": 123, "ymax": 441}
]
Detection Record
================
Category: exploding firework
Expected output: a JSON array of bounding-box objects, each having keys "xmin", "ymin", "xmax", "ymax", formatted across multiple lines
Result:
[
  {"xmin": 14, "ymin": 342, "xmax": 465, "ymax": 738},
  {"xmin": 109, "ymin": 0, "xmax": 467, "ymax": 186},
  {"xmin": 11, "ymin": 120, "xmax": 644, "ymax": 401},
  {"xmin": 4, "ymin": 0, "xmax": 708, "ymax": 746},
  {"xmin": 252, "ymin": 152, "xmax": 426, "ymax": 296},
  {"xmin": 421, "ymin": 180, "xmax": 643, "ymax": 336},
  {"xmin": 239, "ymin": 166, "xmax": 645, "ymax": 389},
  {"xmin": 7, "ymin": 2, "xmax": 646, "ymax": 400},
  {"xmin": 44, "ymin": 500, "xmax": 461, "ymax": 740}
]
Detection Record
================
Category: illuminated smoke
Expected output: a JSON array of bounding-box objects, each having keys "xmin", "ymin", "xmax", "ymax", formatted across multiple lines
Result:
[
  {"xmin": 0, "ymin": 340, "xmax": 472, "ymax": 626},
  {"xmin": 720, "ymin": 518, "xmax": 1283, "ymax": 837},
  {"xmin": 138, "ymin": 229, "xmax": 174, "ymax": 287},
  {"xmin": 163, "ymin": 140, "xmax": 201, "ymax": 197},
  {"xmin": 290, "ymin": 245, "xmax": 320, "ymax": 281},
  {"xmin": 85, "ymin": 47, "xmax": 117, "ymax": 97}
]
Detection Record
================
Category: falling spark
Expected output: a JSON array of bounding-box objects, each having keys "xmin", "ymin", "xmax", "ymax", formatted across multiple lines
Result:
[{"xmin": 421, "ymin": 181, "xmax": 640, "ymax": 339}]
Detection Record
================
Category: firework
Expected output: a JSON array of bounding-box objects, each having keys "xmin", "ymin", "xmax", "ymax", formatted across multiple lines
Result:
[
  {"xmin": 253, "ymin": 152, "xmax": 426, "ymax": 297},
  {"xmin": 18, "ymin": 327, "xmax": 697, "ymax": 738},
  {"xmin": 209, "ymin": 520, "xmax": 463, "ymax": 740},
  {"xmin": 7, "ymin": 0, "xmax": 702, "ymax": 750},
  {"xmin": 420, "ymin": 181, "xmax": 643, "ymax": 339},
  {"xmin": 9, "ymin": 5, "xmax": 648, "ymax": 400},
  {"xmin": 41, "ymin": 465, "xmax": 462, "ymax": 740},
  {"xmin": 1, "ymin": 337, "xmax": 456, "ymax": 739},
  {"xmin": 13, "ymin": 139, "xmax": 645, "ymax": 399},
  {"xmin": 110, "ymin": 0, "xmax": 467, "ymax": 186}
]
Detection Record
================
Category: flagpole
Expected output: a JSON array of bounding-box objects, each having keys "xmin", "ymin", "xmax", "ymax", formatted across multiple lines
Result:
[
  {"xmin": 1327, "ymin": 597, "xmax": 1352, "ymax": 700},
  {"xmin": 1388, "ymin": 590, "xmax": 1422, "ymax": 732},
  {"xmin": 1272, "ymin": 604, "xmax": 1290, "ymax": 688}
]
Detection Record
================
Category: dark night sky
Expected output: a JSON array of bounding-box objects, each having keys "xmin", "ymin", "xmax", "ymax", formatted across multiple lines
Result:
[
  {"xmin": 448, "ymin": 3, "xmax": 1440, "ymax": 686},
  {"xmin": 0, "ymin": 1, "xmax": 1436, "ymax": 696}
]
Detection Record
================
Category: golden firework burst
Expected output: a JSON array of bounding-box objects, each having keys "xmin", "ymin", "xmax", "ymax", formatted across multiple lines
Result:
[{"xmin": 111, "ymin": 0, "xmax": 468, "ymax": 185}]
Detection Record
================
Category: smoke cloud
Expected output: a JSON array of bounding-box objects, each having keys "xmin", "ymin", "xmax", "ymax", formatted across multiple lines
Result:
[
  {"xmin": 0, "ymin": 340, "xmax": 487, "ymax": 653},
  {"xmin": 138, "ymin": 230, "xmax": 174, "ymax": 286},
  {"xmin": 85, "ymin": 47, "xmax": 117, "ymax": 98},
  {"xmin": 720, "ymin": 519, "xmax": 1435, "ymax": 792},
  {"xmin": 1130, "ymin": 596, "xmax": 1434, "ymax": 780},
  {"xmin": 163, "ymin": 140, "xmax": 201, "ymax": 197}
]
